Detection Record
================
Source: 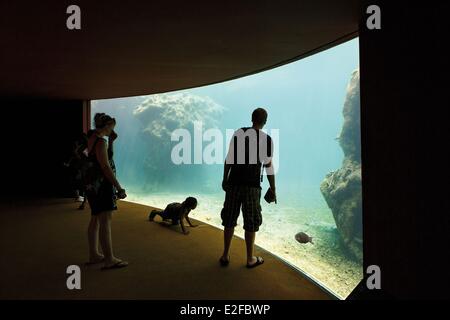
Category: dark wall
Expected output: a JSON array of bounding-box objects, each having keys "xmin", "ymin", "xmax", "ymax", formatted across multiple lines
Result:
[
  {"xmin": 359, "ymin": 1, "xmax": 450, "ymax": 299},
  {"xmin": 0, "ymin": 99, "xmax": 86, "ymax": 199}
]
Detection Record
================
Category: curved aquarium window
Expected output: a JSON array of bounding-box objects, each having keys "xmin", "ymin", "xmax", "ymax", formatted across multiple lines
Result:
[{"xmin": 92, "ymin": 38, "xmax": 362, "ymax": 298}]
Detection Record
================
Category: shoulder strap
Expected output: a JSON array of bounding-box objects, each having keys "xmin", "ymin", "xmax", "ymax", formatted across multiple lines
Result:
[{"xmin": 88, "ymin": 137, "xmax": 103, "ymax": 156}]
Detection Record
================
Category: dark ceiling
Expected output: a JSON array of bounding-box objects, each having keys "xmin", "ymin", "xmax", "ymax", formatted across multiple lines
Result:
[{"xmin": 0, "ymin": 1, "xmax": 360, "ymax": 100}]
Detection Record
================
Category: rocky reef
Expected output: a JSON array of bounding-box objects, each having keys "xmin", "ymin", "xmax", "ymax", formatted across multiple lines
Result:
[
  {"xmin": 320, "ymin": 69, "xmax": 362, "ymax": 262},
  {"xmin": 133, "ymin": 92, "xmax": 225, "ymax": 192}
]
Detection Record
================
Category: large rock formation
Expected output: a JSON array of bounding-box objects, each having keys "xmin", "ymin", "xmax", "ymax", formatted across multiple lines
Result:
[
  {"xmin": 133, "ymin": 92, "xmax": 225, "ymax": 192},
  {"xmin": 321, "ymin": 69, "xmax": 362, "ymax": 262}
]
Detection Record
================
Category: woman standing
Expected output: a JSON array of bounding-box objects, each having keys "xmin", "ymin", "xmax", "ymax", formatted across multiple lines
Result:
[{"xmin": 86, "ymin": 113, "xmax": 128, "ymax": 270}]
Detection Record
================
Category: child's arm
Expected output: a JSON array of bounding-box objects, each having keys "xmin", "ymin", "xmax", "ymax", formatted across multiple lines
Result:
[
  {"xmin": 179, "ymin": 213, "xmax": 189, "ymax": 235},
  {"xmin": 185, "ymin": 215, "xmax": 198, "ymax": 227}
]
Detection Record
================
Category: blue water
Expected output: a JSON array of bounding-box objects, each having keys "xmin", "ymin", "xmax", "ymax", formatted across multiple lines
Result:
[{"xmin": 92, "ymin": 38, "xmax": 362, "ymax": 298}]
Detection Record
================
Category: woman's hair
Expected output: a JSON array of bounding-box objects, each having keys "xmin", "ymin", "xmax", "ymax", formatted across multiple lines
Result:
[{"xmin": 94, "ymin": 113, "xmax": 116, "ymax": 129}]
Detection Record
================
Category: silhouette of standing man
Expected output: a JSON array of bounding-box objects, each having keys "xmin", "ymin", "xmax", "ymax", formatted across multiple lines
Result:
[{"xmin": 219, "ymin": 108, "xmax": 276, "ymax": 268}]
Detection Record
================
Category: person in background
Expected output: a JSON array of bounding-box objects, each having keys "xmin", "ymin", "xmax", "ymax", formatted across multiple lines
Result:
[
  {"xmin": 74, "ymin": 134, "xmax": 89, "ymax": 210},
  {"xmin": 148, "ymin": 197, "xmax": 198, "ymax": 235},
  {"xmin": 219, "ymin": 108, "xmax": 276, "ymax": 268},
  {"xmin": 85, "ymin": 113, "xmax": 128, "ymax": 270},
  {"xmin": 64, "ymin": 133, "xmax": 88, "ymax": 204}
]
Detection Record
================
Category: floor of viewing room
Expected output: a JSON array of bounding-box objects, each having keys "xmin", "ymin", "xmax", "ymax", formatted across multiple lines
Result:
[
  {"xmin": 125, "ymin": 191, "xmax": 362, "ymax": 298},
  {"xmin": 0, "ymin": 199, "xmax": 331, "ymax": 300}
]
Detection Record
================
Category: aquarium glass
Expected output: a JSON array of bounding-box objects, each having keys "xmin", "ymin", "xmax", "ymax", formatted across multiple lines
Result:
[{"xmin": 92, "ymin": 38, "xmax": 362, "ymax": 298}]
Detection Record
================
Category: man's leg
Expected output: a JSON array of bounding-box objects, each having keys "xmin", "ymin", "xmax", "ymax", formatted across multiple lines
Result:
[
  {"xmin": 242, "ymin": 187, "xmax": 264, "ymax": 267},
  {"xmin": 245, "ymin": 230, "xmax": 257, "ymax": 265},
  {"xmin": 220, "ymin": 187, "xmax": 241, "ymax": 263},
  {"xmin": 222, "ymin": 227, "xmax": 235, "ymax": 261}
]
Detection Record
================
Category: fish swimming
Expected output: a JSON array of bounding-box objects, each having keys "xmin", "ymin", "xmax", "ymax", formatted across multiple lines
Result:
[{"xmin": 295, "ymin": 232, "xmax": 314, "ymax": 244}]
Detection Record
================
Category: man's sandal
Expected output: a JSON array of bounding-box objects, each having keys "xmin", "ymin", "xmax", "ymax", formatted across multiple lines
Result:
[{"xmin": 246, "ymin": 256, "xmax": 264, "ymax": 269}]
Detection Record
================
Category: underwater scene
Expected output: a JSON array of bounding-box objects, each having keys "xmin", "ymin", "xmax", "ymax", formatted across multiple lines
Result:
[{"xmin": 92, "ymin": 38, "xmax": 362, "ymax": 298}]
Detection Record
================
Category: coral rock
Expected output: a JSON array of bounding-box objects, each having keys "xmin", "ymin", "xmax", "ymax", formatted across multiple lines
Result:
[{"xmin": 321, "ymin": 69, "xmax": 362, "ymax": 262}]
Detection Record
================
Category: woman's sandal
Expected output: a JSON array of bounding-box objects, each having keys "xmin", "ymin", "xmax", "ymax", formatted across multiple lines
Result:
[
  {"xmin": 219, "ymin": 256, "xmax": 230, "ymax": 267},
  {"xmin": 246, "ymin": 256, "xmax": 264, "ymax": 269},
  {"xmin": 101, "ymin": 260, "xmax": 129, "ymax": 270},
  {"xmin": 84, "ymin": 258, "xmax": 105, "ymax": 266}
]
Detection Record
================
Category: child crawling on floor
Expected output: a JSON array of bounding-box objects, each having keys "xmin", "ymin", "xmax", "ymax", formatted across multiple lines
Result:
[{"xmin": 148, "ymin": 197, "xmax": 198, "ymax": 235}]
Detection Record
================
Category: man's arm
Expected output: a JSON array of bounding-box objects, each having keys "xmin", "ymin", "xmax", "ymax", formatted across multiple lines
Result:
[
  {"xmin": 265, "ymin": 161, "xmax": 277, "ymax": 203},
  {"xmin": 265, "ymin": 161, "xmax": 275, "ymax": 187},
  {"xmin": 266, "ymin": 175, "xmax": 277, "ymax": 204},
  {"xmin": 222, "ymin": 163, "xmax": 232, "ymax": 191},
  {"xmin": 264, "ymin": 135, "xmax": 276, "ymax": 202}
]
